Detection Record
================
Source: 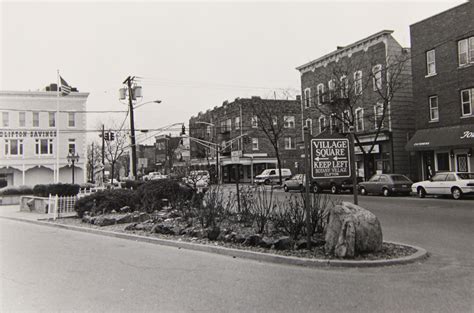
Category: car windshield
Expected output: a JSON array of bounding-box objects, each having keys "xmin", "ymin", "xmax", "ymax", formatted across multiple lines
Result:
[
  {"xmin": 457, "ymin": 173, "xmax": 474, "ymax": 179},
  {"xmin": 391, "ymin": 175, "xmax": 412, "ymax": 182}
]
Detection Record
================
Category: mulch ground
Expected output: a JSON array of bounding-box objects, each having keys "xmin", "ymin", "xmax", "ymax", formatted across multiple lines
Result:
[{"xmin": 51, "ymin": 216, "xmax": 417, "ymax": 261}]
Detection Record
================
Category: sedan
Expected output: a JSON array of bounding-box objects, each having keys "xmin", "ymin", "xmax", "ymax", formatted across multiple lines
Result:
[
  {"xmin": 411, "ymin": 172, "xmax": 474, "ymax": 200},
  {"xmin": 283, "ymin": 174, "xmax": 305, "ymax": 192},
  {"xmin": 359, "ymin": 174, "xmax": 413, "ymax": 197}
]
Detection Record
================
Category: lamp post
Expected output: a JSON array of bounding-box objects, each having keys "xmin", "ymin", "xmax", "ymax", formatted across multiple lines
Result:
[{"xmin": 67, "ymin": 152, "xmax": 80, "ymax": 184}]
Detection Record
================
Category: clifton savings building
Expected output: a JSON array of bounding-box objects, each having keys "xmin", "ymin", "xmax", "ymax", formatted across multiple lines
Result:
[{"xmin": 0, "ymin": 84, "xmax": 89, "ymax": 187}]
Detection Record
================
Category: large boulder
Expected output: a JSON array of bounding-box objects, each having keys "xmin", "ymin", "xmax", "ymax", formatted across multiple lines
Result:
[
  {"xmin": 274, "ymin": 237, "xmax": 294, "ymax": 250},
  {"xmin": 324, "ymin": 202, "xmax": 383, "ymax": 258}
]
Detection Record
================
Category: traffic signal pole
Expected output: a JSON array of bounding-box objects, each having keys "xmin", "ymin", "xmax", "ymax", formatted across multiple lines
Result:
[
  {"xmin": 124, "ymin": 76, "xmax": 138, "ymax": 180},
  {"xmin": 304, "ymin": 126, "xmax": 312, "ymax": 250}
]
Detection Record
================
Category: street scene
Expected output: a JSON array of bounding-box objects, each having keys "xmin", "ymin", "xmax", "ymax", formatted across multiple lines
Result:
[{"xmin": 1, "ymin": 1, "xmax": 473, "ymax": 312}]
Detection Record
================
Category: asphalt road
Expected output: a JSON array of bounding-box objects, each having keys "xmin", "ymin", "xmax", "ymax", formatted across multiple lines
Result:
[{"xmin": 1, "ymin": 194, "xmax": 473, "ymax": 313}]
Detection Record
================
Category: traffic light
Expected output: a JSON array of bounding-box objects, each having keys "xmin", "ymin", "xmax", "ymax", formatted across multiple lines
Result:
[
  {"xmin": 110, "ymin": 132, "xmax": 115, "ymax": 141},
  {"xmin": 104, "ymin": 132, "xmax": 110, "ymax": 141},
  {"xmin": 181, "ymin": 124, "xmax": 186, "ymax": 135}
]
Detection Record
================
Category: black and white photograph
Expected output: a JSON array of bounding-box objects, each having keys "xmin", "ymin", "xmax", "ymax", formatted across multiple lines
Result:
[{"xmin": 1, "ymin": 0, "xmax": 473, "ymax": 312}]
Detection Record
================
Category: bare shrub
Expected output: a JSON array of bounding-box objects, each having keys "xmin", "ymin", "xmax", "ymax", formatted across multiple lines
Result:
[
  {"xmin": 250, "ymin": 185, "xmax": 276, "ymax": 234},
  {"xmin": 272, "ymin": 194, "xmax": 306, "ymax": 240},
  {"xmin": 236, "ymin": 185, "xmax": 254, "ymax": 226},
  {"xmin": 193, "ymin": 185, "xmax": 234, "ymax": 228}
]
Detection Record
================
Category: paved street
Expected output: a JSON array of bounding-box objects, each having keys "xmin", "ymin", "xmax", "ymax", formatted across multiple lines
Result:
[{"xmin": 1, "ymin": 194, "xmax": 473, "ymax": 313}]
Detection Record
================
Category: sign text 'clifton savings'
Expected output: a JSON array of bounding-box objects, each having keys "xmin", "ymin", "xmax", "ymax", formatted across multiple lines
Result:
[{"xmin": 311, "ymin": 138, "xmax": 351, "ymax": 179}]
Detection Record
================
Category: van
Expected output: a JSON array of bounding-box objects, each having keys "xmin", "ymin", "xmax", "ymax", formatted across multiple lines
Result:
[{"xmin": 255, "ymin": 168, "xmax": 292, "ymax": 185}]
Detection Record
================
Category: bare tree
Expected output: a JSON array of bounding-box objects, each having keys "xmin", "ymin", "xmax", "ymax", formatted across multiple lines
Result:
[
  {"xmin": 250, "ymin": 102, "xmax": 294, "ymax": 185},
  {"xmin": 309, "ymin": 50, "xmax": 411, "ymax": 179},
  {"xmin": 86, "ymin": 141, "xmax": 102, "ymax": 183},
  {"xmin": 103, "ymin": 125, "xmax": 128, "ymax": 182}
]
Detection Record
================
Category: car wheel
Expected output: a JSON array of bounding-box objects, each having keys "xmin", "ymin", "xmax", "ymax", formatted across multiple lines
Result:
[
  {"xmin": 312, "ymin": 184, "xmax": 320, "ymax": 193},
  {"xmin": 451, "ymin": 187, "xmax": 462, "ymax": 200},
  {"xmin": 330, "ymin": 184, "xmax": 339, "ymax": 194},
  {"xmin": 382, "ymin": 188, "xmax": 390, "ymax": 197},
  {"xmin": 264, "ymin": 179, "xmax": 270, "ymax": 185},
  {"xmin": 360, "ymin": 187, "xmax": 367, "ymax": 195},
  {"xmin": 417, "ymin": 187, "xmax": 426, "ymax": 198},
  {"xmin": 283, "ymin": 185, "xmax": 289, "ymax": 192}
]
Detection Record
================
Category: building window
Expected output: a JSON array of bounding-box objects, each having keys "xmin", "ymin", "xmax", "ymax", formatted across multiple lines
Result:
[
  {"xmin": 284, "ymin": 137, "xmax": 296, "ymax": 150},
  {"xmin": 372, "ymin": 64, "xmax": 382, "ymax": 91},
  {"xmin": 68, "ymin": 139, "xmax": 76, "ymax": 154},
  {"xmin": 235, "ymin": 117, "xmax": 240, "ymax": 130},
  {"xmin": 318, "ymin": 116, "xmax": 326, "ymax": 133},
  {"xmin": 305, "ymin": 118, "xmax": 312, "ymax": 135},
  {"xmin": 354, "ymin": 71, "xmax": 362, "ymax": 95},
  {"xmin": 251, "ymin": 116, "xmax": 258, "ymax": 128},
  {"xmin": 340, "ymin": 75, "xmax": 348, "ymax": 98},
  {"xmin": 341, "ymin": 110, "xmax": 349, "ymax": 133},
  {"xmin": 328, "ymin": 79, "xmax": 335, "ymax": 100},
  {"xmin": 35, "ymin": 139, "xmax": 54, "ymax": 155},
  {"xmin": 272, "ymin": 116, "xmax": 278, "ymax": 126},
  {"xmin": 329, "ymin": 114, "xmax": 337, "ymax": 132},
  {"xmin": 304, "ymin": 88, "xmax": 311, "ymax": 108},
  {"xmin": 68, "ymin": 112, "xmax": 75, "ymax": 127},
  {"xmin": 458, "ymin": 37, "xmax": 474, "ymax": 66},
  {"xmin": 355, "ymin": 108, "xmax": 364, "ymax": 132},
  {"xmin": 252, "ymin": 138, "xmax": 259, "ymax": 150},
  {"xmin": 19, "ymin": 112, "xmax": 26, "ymax": 127},
  {"xmin": 284, "ymin": 116, "xmax": 295, "ymax": 128},
  {"xmin": 374, "ymin": 103, "xmax": 385, "ymax": 128},
  {"xmin": 426, "ymin": 49, "xmax": 436, "ymax": 76},
  {"xmin": 206, "ymin": 125, "xmax": 212, "ymax": 136},
  {"xmin": 429, "ymin": 96, "xmax": 439, "ymax": 121},
  {"xmin": 436, "ymin": 152, "xmax": 450, "ymax": 171},
  {"xmin": 2, "ymin": 112, "xmax": 9, "ymax": 127},
  {"xmin": 317, "ymin": 83, "xmax": 325, "ymax": 104},
  {"xmin": 461, "ymin": 88, "xmax": 473, "ymax": 116},
  {"xmin": 4, "ymin": 139, "xmax": 23, "ymax": 156},
  {"xmin": 49, "ymin": 112, "xmax": 56, "ymax": 127},
  {"xmin": 33, "ymin": 112, "xmax": 39, "ymax": 127}
]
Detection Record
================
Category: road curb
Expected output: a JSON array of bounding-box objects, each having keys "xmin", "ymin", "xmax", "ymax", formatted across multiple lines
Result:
[{"xmin": 0, "ymin": 215, "xmax": 429, "ymax": 268}]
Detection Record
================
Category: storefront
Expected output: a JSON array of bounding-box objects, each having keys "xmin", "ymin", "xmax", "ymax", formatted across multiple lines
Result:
[{"xmin": 406, "ymin": 125, "xmax": 474, "ymax": 180}]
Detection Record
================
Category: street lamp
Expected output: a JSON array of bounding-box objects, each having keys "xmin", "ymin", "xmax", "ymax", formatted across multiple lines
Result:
[
  {"xmin": 67, "ymin": 151, "xmax": 80, "ymax": 184},
  {"xmin": 134, "ymin": 99, "xmax": 161, "ymax": 110},
  {"xmin": 195, "ymin": 121, "xmax": 220, "ymax": 184}
]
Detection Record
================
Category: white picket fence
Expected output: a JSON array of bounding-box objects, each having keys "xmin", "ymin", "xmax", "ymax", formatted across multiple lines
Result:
[{"xmin": 47, "ymin": 186, "xmax": 106, "ymax": 219}]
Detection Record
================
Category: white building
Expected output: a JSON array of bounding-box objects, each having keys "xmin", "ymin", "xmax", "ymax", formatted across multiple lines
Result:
[{"xmin": 0, "ymin": 86, "xmax": 89, "ymax": 187}]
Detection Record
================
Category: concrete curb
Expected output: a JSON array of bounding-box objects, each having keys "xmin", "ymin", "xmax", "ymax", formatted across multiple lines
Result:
[{"xmin": 1, "ymin": 215, "xmax": 429, "ymax": 268}]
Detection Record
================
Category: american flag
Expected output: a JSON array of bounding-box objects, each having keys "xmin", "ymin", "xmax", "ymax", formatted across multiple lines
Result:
[{"xmin": 60, "ymin": 76, "xmax": 72, "ymax": 96}]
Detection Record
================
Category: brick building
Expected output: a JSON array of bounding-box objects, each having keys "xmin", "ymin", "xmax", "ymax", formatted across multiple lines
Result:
[
  {"xmin": 406, "ymin": 1, "xmax": 474, "ymax": 180},
  {"xmin": 154, "ymin": 135, "xmax": 190, "ymax": 175},
  {"xmin": 296, "ymin": 30, "xmax": 415, "ymax": 180},
  {"xmin": 189, "ymin": 97, "xmax": 302, "ymax": 183}
]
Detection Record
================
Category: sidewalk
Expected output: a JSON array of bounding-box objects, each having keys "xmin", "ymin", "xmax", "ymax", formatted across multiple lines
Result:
[{"xmin": 0, "ymin": 205, "xmax": 75, "ymax": 221}]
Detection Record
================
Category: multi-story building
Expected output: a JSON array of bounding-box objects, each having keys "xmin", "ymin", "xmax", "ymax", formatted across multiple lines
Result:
[
  {"xmin": 154, "ymin": 135, "xmax": 190, "ymax": 174},
  {"xmin": 189, "ymin": 96, "xmax": 302, "ymax": 183},
  {"xmin": 0, "ymin": 84, "xmax": 89, "ymax": 186},
  {"xmin": 406, "ymin": 1, "xmax": 474, "ymax": 180},
  {"xmin": 296, "ymin": 30, "xmax": 415, "ymax": 180}
]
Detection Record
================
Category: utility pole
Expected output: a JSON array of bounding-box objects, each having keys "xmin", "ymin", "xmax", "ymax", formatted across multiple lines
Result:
[
  {"xmin": 102, "ymin": 124, "xmax": 105, "ymax": 183},
  {"xmin": 123, "ymin": 76, "xmax": 138, "ymax": 180},
  {"xmin": 303, "ymin": 126, "xmax": 312, "ymax": 250},
  {"xmin": 91, "ymin": 142, "xmax": 95, "ymax": 183}
]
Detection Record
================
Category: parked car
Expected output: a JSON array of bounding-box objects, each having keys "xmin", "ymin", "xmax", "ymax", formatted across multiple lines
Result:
[
  {"xmin": 144, "ymin": 172, "xmax": 169, "ymax": 181},
  {"xmin": 255, "ymin": 168, "xmax": 292, "ymax": 185},
  {"xmin": 358, "ymin": 174, "xmax": 413, "ymax": 197},
  {"xmin": 283, "ymin": 174, "xmax": 305, "ymax": 192},
  {"xmin": 312, "ymin": 177, "xmax": 363, "ymax": 194},
  {"xmin": 411, "ymin": 172, "xmax": 474, "ymax": 200}
]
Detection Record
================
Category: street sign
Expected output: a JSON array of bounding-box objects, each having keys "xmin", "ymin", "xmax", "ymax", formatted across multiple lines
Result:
[{"xmin": 311, "ymin": 138, "xmax": 351, "ymax": 178}]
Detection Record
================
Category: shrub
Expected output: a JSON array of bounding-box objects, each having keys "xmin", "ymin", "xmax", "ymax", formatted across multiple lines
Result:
[
  {"xmin": 272, "ymin": 195, "xmax": 306, "ymax": 240},
  {"xmin": 121, "ymin": 180, "xmax": 144, "ymax": 190},
  {"xmin": 193, "ymin": 185, "xmax": 234, "ymax": 228},
  {"xmin": 235, "ymin": 185, "xmax": 254, "ymax": 225},
  {"xmin": 250, "ymin": 185, "xmax": 276, "ymax": 234},
  {"xmin": 33, "ymin": 183, "xmax": 80, "ymax": 197},
  {"xmin": 74, "ymin": 189, "xmax": 138, "ymax": 217},
  {"xmin": 137, "ymin": 179, "xmax": 194, "ymax": 213},
  {"xmin": 0, "ymin": 185, "xmax": 34, "ymax": 196}
]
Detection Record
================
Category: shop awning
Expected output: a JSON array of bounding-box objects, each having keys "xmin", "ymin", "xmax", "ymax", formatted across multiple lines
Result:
[{"xmin": 406, "ymin": 125, "xmax": 474, "ymax": 151}]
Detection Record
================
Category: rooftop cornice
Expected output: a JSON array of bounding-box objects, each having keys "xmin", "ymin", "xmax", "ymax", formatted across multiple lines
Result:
[
  {"xmin": 296, "ymin": 30, "xmax": 394, "ymax": 73},
  {"xmin": 0, "ymin": 90, "xmax": 90, "ymax": 99}
]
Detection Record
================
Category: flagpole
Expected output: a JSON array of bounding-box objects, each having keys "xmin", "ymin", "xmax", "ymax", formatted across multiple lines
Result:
[{"xmin": 56, "ymin": 70, "xmax": 60, "ymax": 183}]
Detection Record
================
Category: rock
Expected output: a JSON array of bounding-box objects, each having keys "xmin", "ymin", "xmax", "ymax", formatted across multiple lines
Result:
[
  {"xmin": 243, "ymin": 234, "xmax": 262, "ymax": 246},
  {"xmin": 116, "ymin": 213, "xmax": 132, "ymax": 224},
  {"xmin": 151, "ymin": 223, "xmax": 176, "ymax": 235},
  {"xmin": 223, "ymin": 232, "xmax": 237, "ymax": 243},
  {"xmin": 134, "ymin": 223, "xmax": 154, "ymax": 232},
  {"xmin": 169, "ymin": 210, "xmax": 181, "ymax": 218},
  {"xmin": 258, "ymin": 238, "xmax": 275, "ymax": 249},
  {"xmin": 207, "ymin": 227, "xmax": 221, "ymax": 241},
  {"xmin": 82, "ymin": 215, "xmax": 92, "ymax": 224},
  {"xmin": 124, "ymin": 223, "xmax": 137, "ymax": 231},
  {"xmin": 132, "ymin": 212, "xmax": 151, "ymax": 223},
  {"xmin": 233, "ymin": 233, "xmax": 247, "ymax": 244},
  {"xmin": 296, "ymin": 239, "xmax": 323, "ymax": 250},
  {"xmin": 94, "ymin": 216, "xmax": 116, "ymax": 227},
  {"xmin": 274, "ymin": 237, "xmax": 294, "ymax": 250},
  {"xmin": 324, "ymin": 202, "xmax": 383, "ymax": 258},
  {"xmin": 119, "ymin": 206, "xmax": 131, "ymax": 213}
]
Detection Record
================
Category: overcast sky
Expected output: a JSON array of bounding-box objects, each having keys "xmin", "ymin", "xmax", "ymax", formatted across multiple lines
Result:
[{"xmin": 1, "ymin": 0, "xmax": 466, "ymax": 144}]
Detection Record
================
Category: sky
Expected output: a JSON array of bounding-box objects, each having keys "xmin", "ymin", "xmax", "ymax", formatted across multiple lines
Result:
[{"xmin": 0, "ymin": 0, "xmax": 466, "ymax": 144}]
